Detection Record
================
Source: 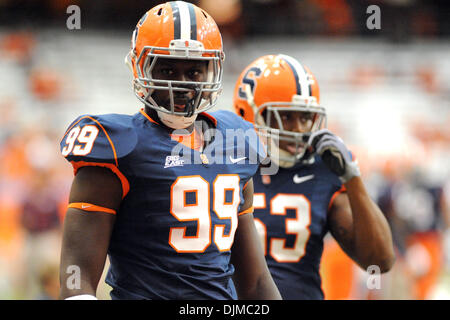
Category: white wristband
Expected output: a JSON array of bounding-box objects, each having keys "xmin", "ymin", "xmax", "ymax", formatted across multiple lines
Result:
[
  {"xmin": 339, "ymin": 160, "xmax": 361, "ymax": 184},
  {"xmin": 64, "ymin": 294, "xmax": 98, "ymax": 300}
]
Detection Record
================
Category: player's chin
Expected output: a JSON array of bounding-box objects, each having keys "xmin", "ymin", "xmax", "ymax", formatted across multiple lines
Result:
[
  {"xmin": 173, "ymin": 104, "xmax": 187, "ymax": 113},
  {"xmin": 172, "ymin": 98, "xmax": 192, "ymax": 113},
  {"xmin": 157, "ymin": 101, "xmax": 185, "ymax": 114},
  {"xmin": 282, "ymin": 143, "xmax": 306, "ymax": 156}
]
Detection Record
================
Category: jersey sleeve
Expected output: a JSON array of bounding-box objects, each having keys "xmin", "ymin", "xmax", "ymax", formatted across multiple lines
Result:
[{"xmin": 60, "ymin": 114, "xmax": 137, "ymax": 197}]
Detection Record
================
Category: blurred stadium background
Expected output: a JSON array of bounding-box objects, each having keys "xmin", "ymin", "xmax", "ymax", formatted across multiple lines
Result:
[{"xmin": 0, "ymin": 0, "xmax": 449, "ymax": 300}]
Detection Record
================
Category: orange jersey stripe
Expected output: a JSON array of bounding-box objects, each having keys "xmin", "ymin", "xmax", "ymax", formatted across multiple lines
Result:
[
  {"xmin": 139, "ymin": 108, "xmax": 160, "ymax": 125},
  {"xmin": 85, "ymin": 116, "xmax": 119, "ymax": 167},
  {"xmin": 238, "ymin": 206, "xmax": 254, "ymax": 216},
  {"xmin": 68, "ymin": 202, "xmax": 116, "ymax": 215},
  {"xmin": 70, "ymin": 161, "xmax": 130, "ymax": 199},
  {"xmin": 199, "ymin": 111, "xmax": 217, "ymax": 127},
  {"xmin": 327, "ymin": 185, "xmax": 347, "ymax": 212},
  {"xmin": 61, "ymin": 115, "xmax": 119, "ymax": 167}
]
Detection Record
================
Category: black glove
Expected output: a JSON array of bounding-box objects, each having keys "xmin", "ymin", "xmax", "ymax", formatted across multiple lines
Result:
[{"xmin": 307, "ymin": 129, "xmax": 360, "ymax": 183}]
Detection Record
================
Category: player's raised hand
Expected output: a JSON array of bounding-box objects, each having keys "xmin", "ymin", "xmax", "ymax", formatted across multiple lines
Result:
[{"xmin": 308, "ymin": 129, "xmax": 360, "ymax": 183}]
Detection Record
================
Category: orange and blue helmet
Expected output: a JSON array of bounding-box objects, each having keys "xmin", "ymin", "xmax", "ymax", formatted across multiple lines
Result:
[
  {"xmin": 233, "ymin": 54, "xmax": 326, "ymax": 165},
  {"xmin": 126, "ymin": 1, "xmax": 225, "ymax": 117}
]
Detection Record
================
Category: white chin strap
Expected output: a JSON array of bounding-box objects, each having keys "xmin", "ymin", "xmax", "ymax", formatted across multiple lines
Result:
[
  {"xmin": 157, "ymin": 111, "xmax": 198, "ymax": 130},
  {"xmin": 269, "ymin": 138, "xmax": 306, "ymax": 169}
]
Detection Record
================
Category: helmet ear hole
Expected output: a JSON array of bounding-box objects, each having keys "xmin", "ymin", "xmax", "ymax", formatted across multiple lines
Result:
[{"xmin": 239, "ymin": 108, "xmax": 245, "ymax": 117}]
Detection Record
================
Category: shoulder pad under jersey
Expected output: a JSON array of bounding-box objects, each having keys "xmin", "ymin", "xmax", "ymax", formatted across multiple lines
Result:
[
  {"xmin": 208, "ymin": 110, "xmax": 251, "ymax": 130},
  {"xmin": 60, "ymin": 113, "xmax": 137, "ymax": 166}
]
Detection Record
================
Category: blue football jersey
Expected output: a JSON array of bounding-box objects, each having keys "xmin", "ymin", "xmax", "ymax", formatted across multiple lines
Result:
[
  {"xmin": 60, "ymin": 109, "xmax": 265, "ymax": 300},
  {"xmin": 252, "ymin": 156, "xmax": 344, "ymax": 299}
]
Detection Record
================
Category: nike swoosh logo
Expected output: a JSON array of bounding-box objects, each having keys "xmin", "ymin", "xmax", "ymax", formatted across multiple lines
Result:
[
  {"xmin": 293, "ymin": 174, "xmax": 314, "ymax": 184},
  {"xmin": 229, "ymin": 156, "xmax": 247, "ymax": 164},
  {"xmin": 81, "ymin": 205, "xmax": 92, "ymax": 209}
]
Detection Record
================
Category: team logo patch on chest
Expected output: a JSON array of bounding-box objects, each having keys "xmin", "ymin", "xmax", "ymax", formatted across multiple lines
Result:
[{"xmin": 164, "ymin": 155, "xmax": 185, "ymax": 168}]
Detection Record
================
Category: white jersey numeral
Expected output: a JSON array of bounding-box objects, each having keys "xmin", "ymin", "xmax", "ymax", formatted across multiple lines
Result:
[
  {"xmin": 253, "ymin": 193, "xmax": 312, "ymax": 263},
  {"xmin": 169, "ymin": 174, "xmax": 240, "ymax": 253},
  {"xmin": 62, "ymin": 125, "xmax": 99, "ymax": 156}
]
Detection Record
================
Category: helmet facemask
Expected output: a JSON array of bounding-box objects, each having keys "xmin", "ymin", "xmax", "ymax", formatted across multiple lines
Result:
[
  {"xmin": 253, "ymin": 95, "xmax": 327, "ymax": 167},
  {"xmin": 131, "ymin": 39, "xmax": 224, "ymax": 119},
  {"xmin": 234, "ymin": 54, "xmax": 325, "ymax": 167}
]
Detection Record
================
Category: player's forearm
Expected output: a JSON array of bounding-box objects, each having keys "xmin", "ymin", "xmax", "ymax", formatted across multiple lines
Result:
[
  {"xmin": 344, "ymin": 176, "xmax": 395, "ymax": 273},
  {"xmin": 235, "ymin": 272, "xmax": 282, "ymax": 300},
  {"xmin": 59, "ymin": 246, "xmax": 103, "ymax": 299},
  {"xmin": 253, "ymin": 274, "xmax": 282, "ymax": 300},
  {"xmin": 59, "ymin": 278, "xmax": 97, "ymax": 299},
  {"xmin": 59, "ymin": 249, "xmax": 105, "ymax": 299},
  {"xmin": 59, "ymin": 209, "xmax": 113, "ymax": 299},
  {"xmin": 231, "ymin": 212, "xmax": 282, "ymax": 300}
]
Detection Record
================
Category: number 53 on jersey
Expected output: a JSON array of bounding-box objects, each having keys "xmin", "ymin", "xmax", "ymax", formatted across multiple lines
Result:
[{"xmin": 253, "ymin": 193, "xmax": 312, "ymax": 263}]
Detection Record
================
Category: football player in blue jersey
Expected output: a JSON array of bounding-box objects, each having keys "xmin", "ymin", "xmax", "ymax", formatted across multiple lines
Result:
[
  {"xmin": 233, "ymin": 54, "xmax": 396, "ymax": 299},
  {"xmin": 58, "ymin": 2, "xmax": 281, "ymax": 300}
]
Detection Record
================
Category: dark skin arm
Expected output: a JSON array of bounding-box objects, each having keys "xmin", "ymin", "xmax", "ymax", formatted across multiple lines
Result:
[
  {"xmin": 59, "ymin": 166, "xmax": 122, "ymax": 299},
  {"xmin": 231, "ymin": 179, "xmax": 282, "ymax": 300},
  {"xmin": 328, "ymin": 176, "xmax": 396, "ymax": 273}
]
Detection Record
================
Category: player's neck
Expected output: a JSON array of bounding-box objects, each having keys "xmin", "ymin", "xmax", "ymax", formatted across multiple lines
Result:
[{"xmin": 144, "ymin": 106, "xmax": 195, "ymax": 134}]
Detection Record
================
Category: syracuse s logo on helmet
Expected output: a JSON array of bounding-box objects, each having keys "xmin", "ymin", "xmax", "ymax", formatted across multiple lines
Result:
[{"xmin": 238, "ymin": 66, "xmax": 262, "ymax": 100}]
